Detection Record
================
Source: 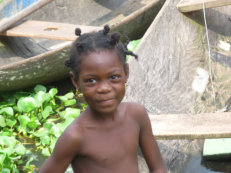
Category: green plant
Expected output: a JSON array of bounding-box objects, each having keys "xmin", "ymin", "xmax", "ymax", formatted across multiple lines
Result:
[{"xmin": 0, "ymin": 85, "xmax": 86, "ymax": 172}]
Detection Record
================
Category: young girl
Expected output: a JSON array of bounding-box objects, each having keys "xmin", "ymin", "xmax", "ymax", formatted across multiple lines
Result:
[{"xmin": 39, "ymin": 25, "xmax": 166, "ymax": 173}]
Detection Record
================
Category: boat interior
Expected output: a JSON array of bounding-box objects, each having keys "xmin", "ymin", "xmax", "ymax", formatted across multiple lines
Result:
[{"xmin": 0, "ymin": 0, "xmax": 154, "ymax": 67}]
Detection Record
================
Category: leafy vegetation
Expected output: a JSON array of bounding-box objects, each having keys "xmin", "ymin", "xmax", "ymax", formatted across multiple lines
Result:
[{"xmin": 0, "ymin": 85, "xmax": 86, "ymax": 172}]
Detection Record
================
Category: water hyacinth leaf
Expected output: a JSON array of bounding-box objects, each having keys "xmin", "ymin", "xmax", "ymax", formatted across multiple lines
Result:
[
  {"xmin": 49, "ymin": 88, "xmax": 58, "ymax": 98},
  {"xmin": 0, "ymin": 153, "xmax": 6, "ymax": 165},
  {"xmin": 25, "ymin": 157, "xmax": 33, "ymax": 166},
  {"xmin": 56, "ymin": 117, "xmax": 75, "ymax": 132},
  {"xmin": 64, "ymin": 118, "xmax": 75, "ymax": 127},
  {"xmin": 0, "ymin": 115, "xmax": 6, "ymax": 127},
  {"xmin": 27, "ymin": 120, "xmax": 41, "ymax": 130},
  {"xmin": 56, "ymin": 92, "xmax": 74, "ymax": 101},
  {"xmin": 17, "ymin": 97, "xmax": 36, "ymax": 112},
  {"xmin": 2, "ymin": 168, "xmax": 10, "ymax": 173},
  {"xmin": 50, "ymin": 125, "xmax": 62, "ymax": 137},
  {"xmin": 34, "ymin": 91, "xmax": 51, "ymax": 107},
  {"xmin": 14, "ymin": 144, "xmax": 26, "ymax": 155},
  {"xmin": 6, "ymin": 119, "xmax": 17, "ymax": 128},
  {"xmin": 40, "ymin": 135, "xmax": 50, "ymax": 145},
  {"xmin": 0, "ymin": 136, "xmax": 16, "ymax": 148},
  {"xmin": 64, "ymin": 108, "xmax": 80, "ymax": 119},
  {"xmin": 64, "ymin": 99, "xmax": 76, "ymax": 106},
  {"xmin": 44, "ymin": 122, "xmax": 53, "ymax": 130},
  {"xmin": 0, "ymin": 107, "xmax": 14, "ymax": 116},
  {"xmin": 34, "ymin": 85, "xmax": 47, "ymax": 93},
  {"xmin": 34, "ymin": 128, "xmax": 48, "ymax": 137},
  {"xmin": 18, "ymin": 115, "xmax": 30, "ymax": 127},
  {"xmin": 42, "ymin": 106, "xmax": 53, "ymax": 119},
  {"xmin": 12, "ymin": 105, "xmax": 20, "ymax": 112},
  {"xmin": 9, "ymin": 155, "xmax": 21, "ymax": 161},
  {"xmin": 50, "ymin": 138, "xmax": 58, "ymax": 152},
  {"xmin": 42, "ymin": 148, "xmax": 50, "ymax": 157},
  {"xmin": 4, "ymin": 147, "xmax": 15, "ymax": 156}
]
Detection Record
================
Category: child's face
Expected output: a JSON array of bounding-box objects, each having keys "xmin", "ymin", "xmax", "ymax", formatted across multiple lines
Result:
[{"xmin": 71, "ymin": 49, "xmax": 129, "ymax": 115}]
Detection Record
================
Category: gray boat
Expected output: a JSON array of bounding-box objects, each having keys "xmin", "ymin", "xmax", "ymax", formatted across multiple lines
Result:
[
  {"xmin": 0, "ymin": 0, "xmax": 165, "ymax": 91},
  {"xmin": 125, "ymin": 0, "xmax": 231, "ymax": 172}
]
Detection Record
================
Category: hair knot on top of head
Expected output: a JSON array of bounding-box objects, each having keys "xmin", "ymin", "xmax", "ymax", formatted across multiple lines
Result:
[
  {"xmin": 110, "ymin": 33, "xmax": 120, "ymax": 46},
  {"xmin": 103, "ymin": 25, "xmax": 110, "ymax": 35},
  {"xmin": 66, "ymin": 25, "xmax": 138, "ymax": 78},
  {"xmin": 75, "ymin": 28, "xmax": 81, "ymax": 36},
  {"xmin": 64, "ymin": 59, "xmax": 71, "ymax": 68}
]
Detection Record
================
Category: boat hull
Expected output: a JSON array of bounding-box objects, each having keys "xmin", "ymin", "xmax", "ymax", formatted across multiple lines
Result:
[
  {"xmin": 0, "ymin": 0, "xmax": 165, "ymax": 91},
  {"xmin": 125, "ymin": 0, "xmax": 231, "ymax": 172}
]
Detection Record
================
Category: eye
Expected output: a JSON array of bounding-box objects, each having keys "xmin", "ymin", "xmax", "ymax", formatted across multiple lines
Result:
[
  {"xmin": 110, "ymin": 75, "xmax": 120, "ymax": 80},
  {"xmin": 85, "ymin": 78, "xmax": 96, "ymax": 83}
]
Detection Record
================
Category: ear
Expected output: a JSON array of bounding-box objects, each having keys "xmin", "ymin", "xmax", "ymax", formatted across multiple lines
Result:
[
  {"xmin": 124, "ymin": 63, "xmax": 129, "ymax": 83},
  {"xmin": 70, "ymin": 71, "xmax": 80, "ymax": 90}
]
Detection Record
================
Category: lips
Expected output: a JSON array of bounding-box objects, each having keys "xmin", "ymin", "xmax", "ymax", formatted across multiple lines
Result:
[{"xmin": 97, "ymin": 98, "xmax": 115, "ymax": 106}]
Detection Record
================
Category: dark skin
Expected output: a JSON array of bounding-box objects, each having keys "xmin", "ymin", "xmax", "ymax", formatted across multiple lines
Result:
[{"xmin": 39, "ymin": 49, "xmax": 166, "ymax": 173}]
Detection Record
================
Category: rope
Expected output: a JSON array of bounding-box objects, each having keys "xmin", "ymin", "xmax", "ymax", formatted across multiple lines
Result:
[{"xmin": 202, "ymin": 0, "xmax": 216, "ymax": 101}]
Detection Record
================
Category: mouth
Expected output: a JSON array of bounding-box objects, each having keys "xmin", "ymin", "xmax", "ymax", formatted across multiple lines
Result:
[{"xmin": 97, "ymin": 98, "xmax": 115, "ymax": 105}]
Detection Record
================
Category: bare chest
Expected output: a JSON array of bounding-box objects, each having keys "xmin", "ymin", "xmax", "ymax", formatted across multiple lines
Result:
[{"xmin": 76, "ymin": 120, "xmax": 139, "ymax": 164}]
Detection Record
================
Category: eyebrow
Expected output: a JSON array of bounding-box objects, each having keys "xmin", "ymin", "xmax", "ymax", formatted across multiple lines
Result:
[{"xmin": 81, "ymin": 68, "xmax": 123, "ymax": 77}]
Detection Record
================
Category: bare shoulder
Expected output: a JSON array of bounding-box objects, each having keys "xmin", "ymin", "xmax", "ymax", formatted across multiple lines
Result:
[
  {"xmin": 61, "ymin": 120, "xmax": 84, "ymax": 143},
  {"xmin": 54, "ymin": 117, "xmax": 85, "ymax": 154},
  {"xmin": 122, "ymin": 102, "xmax": 148, "ymax": 122}
]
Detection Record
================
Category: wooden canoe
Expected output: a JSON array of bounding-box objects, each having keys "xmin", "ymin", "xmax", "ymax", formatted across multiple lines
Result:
[
  {"xmin": 0, "ymin": 0, "xmax": 165, "ymax": 92},
  {"xmin": 124, "ymin": 0, "xmax": 231, "ymax": 172}
]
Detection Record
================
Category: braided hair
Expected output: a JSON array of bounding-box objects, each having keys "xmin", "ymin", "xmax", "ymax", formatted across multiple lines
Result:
[{"xmin": 65, "ymin": 25, "xmax": 138, "ymax": 78}]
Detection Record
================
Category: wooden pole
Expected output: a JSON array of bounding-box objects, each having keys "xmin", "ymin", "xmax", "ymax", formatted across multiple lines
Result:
[
  {"xmin": 177, "ymin": 0, "xmax": 231, "ymax": 13},
  {"xmin": 0, "ymin": 0, "xmax": 53, "ymax": 32}
]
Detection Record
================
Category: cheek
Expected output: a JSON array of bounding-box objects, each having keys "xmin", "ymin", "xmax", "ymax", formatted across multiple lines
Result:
[{"xmin": 117, "ymin": 84, "xmax": 126, "ymax": 99}]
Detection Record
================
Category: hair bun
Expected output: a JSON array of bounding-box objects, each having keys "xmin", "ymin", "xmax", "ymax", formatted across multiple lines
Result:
[
  {"xmin": 110, "ymin": 33, "xmax": 120, "ymax": 45},
  {"xmin": 103, "ymin": 25, "xmax": 110, "ymax": 35},
  {"xmin": 75, "ymin": 28, "xmax": 81, "ymax": 36},
  {"xmin": 65, "ymin": 60, "xmax": 71, "ymax": 67}
]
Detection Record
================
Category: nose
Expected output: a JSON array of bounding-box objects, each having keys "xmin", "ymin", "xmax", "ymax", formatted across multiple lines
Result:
[{"xmin": 97, "ymin": 81, "xmax": 111, "ymax": 93}]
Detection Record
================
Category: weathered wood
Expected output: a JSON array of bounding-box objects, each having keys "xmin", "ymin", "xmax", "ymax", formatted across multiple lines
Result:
[
  {"xmin": 0, "ymin": 0, "xmax": 165, "ymax": 91},
  {"xmin": 150, "ymin": 112, "xmax": 231, "ymax": 140},
  {"xmin": 0, "ymin": 20, "xmax": 101, "ymax": 41},
  {"xmin": 177, "ymin": 0, "xmax": 231, "ymax": 12},
  {"xmin": 125, "ymin": 0, "xmax": 231, "ymax": 170},
  {"xmin": 0, "ymin": 0, "xmax": 53, "ymax": 32}
]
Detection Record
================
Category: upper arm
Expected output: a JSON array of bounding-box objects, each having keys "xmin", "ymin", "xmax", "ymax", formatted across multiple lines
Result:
[
  {"xmin": 39, "ymin": 124, "xmax": 83, "ymax": 173},
  {"xmin": 132, "ymin": 103, "xmax": 166, "ymax": 173}
]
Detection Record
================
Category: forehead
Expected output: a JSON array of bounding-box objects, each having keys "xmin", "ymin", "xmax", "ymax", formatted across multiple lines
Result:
[{"xmin": 79, "ymin": 49, "xmax": 124, "ymax": 73}]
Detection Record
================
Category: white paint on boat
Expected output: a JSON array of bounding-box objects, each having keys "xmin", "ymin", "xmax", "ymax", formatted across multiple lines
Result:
[
  {"xmin": 192, "ymin": 67, "xmax": 209, "ymax": 93},
  {"xmin": 218, "ymin": 40, "xmax": 230, "ymax": 51},
  {"xmin": 10, "ymin": 76, "xmax": 16, "ymax": 81}
]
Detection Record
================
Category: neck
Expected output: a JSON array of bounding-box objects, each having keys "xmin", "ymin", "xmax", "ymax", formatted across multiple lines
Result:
[{"xmin": 87, "ymin": 107, "xmax": 118, "ymax": 122}]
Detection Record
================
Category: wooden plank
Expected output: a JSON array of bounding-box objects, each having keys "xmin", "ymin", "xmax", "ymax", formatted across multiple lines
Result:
[
  {"xmin": 177, "ymin": 0, "xmax": 231, "ymax": 12},
  {"xmin": 0, "ymin": 0, "xmax": 53, "ymax": 32},
  {"xmin": 0, "ymin": 20, "xmax": 101, "ymax": 41},
  {"xmin": 150, "ymin": 112, "xmax": 231, "ymax": 140}
]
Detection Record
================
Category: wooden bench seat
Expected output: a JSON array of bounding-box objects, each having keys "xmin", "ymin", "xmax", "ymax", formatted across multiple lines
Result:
[
  {"xmin": 149, "ymin": 112, "xmax": 231, "ymax": 140},
  {"xmin": 0, "ymin": 20, "xmax": 101, "ymax": 41}
]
